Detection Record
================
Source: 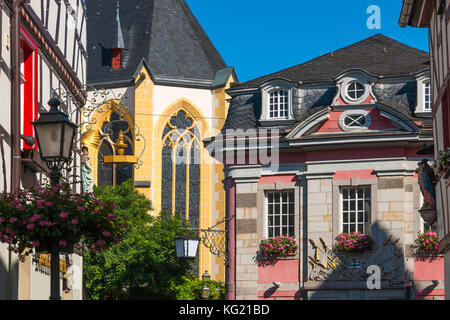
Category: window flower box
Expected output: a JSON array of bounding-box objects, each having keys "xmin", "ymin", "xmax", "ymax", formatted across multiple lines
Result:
[
  {"xmin": 258, "ymin": 236, "xmax": 298, "ymax": 259},
  {"xmin": 334, "ymin": 231, "xmax": 374, "ymax": 252}
]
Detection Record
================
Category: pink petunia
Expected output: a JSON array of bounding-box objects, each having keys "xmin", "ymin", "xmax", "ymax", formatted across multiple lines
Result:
[
  {"xmin": 72, "ymin": 219, "xmax": 79, "ymax": 225},
  {"xmin": 58, "ymin": 240, "xmax": 67, "ymax": 247},
  {"xmin": 27, "ymin": 224, "xmax": 35, "ymax": 230},
  {"xmin": 59, "ymin": 212, "xmax": 68, "ymax": 218},
  {"xmin": 9, "ymin": 217, "xmax": 18, "ymax": 223}
]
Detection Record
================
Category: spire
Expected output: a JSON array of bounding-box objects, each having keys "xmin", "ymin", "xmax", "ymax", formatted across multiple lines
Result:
[{"xmin": 115, "ymin": 0, "xmax": 125, "ymax": 49}]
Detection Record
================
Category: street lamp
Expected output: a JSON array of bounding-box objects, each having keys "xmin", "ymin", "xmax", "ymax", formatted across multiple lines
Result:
[
  {"xmin": 31, "ymin": 97, "xmax": 78, "ymax": 300},
  {"xmin": 32, "ymin": 97, "xmax": 77, "ymax": 185},
  {"xmin": 174, "ymin": 235, "xmax": 200, "ymax": 258}
]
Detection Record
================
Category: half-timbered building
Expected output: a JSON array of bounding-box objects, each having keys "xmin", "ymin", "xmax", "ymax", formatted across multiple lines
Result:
[
  {"xmin": 0, "ymin": 0, "xmax": 86, "ymax": 300},
  {"xmin": 399, "ymin": 0, "xmax": 450, "ymax": 300}
]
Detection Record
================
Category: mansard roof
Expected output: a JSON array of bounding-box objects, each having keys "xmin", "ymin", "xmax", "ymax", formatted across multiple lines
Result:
[
  {"xmin": 231, "ymin": 34, "xmax": 429, "ymax": 90},
  {"xmin": 87, "ymin": 0, "xmax": 230, "ymax": 88}
]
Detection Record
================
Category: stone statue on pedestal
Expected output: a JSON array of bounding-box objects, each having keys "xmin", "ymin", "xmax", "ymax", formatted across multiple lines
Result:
[{"xmin": 416, "ymin": 159, "xmax": 436, "ymax": 209}]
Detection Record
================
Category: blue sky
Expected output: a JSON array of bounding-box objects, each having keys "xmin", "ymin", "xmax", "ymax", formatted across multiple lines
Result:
[{"xmin": 185, "ymin": 0, "xmax": 429, "ymax": 83}]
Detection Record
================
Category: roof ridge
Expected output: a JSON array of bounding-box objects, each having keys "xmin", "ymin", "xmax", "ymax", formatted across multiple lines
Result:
[
  {"xmin": 237, "ymin": 33, "xmax": 429, "ymax": 87},
  {"xmin": 179, "ymin": 0, "xmax": 228, "ymax": 72}
]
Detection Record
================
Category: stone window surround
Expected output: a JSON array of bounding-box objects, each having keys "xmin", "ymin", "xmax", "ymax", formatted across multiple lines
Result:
[
  {"xmin": 332, "ymin": 177, "xmax": 378, "ymax": 245},
  {"xmin": 257, "ymin": 180, "xmax": 302, "ymax": 259}
]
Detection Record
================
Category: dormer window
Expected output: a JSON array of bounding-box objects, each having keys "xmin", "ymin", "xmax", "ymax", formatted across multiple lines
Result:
[
  {"xmin": 260, "ymin": 81, "xmax": 295, "ymax": 125},
  {"xmin": 112, "ymin": 48, "xmax": 123, "ymax": 69},
  {"xmin": 269, "ymin": 90, "xmax": 289, "ymax": 119},
  {"xmin": 424, "ymin": 81, "xmax": 431, "ymax": 110},
  {"xmin": 415, "ymin": 74, "xmax": 432, "ymax": 117}
]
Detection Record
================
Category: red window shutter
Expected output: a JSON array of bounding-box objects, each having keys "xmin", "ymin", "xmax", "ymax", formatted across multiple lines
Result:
[
  {"xmin": 112, "ymin": 48, "xmax": 122, "ymax": 69},
  {"xmin": 22, "ymin": 41, "xmax": 35, "ymax": 150}
]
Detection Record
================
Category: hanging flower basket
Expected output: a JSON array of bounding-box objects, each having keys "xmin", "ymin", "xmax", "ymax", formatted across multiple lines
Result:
[
  {"xmin": 259, "ymin": 236, "xmax": 298, "ymax": 259},
  {"xmin": 334, "ymin": 232, "xmax": 374, "ymax": 252},
  {"xmin": 0, "ymin": 182, "xmax": 128, "ymax": 259}
]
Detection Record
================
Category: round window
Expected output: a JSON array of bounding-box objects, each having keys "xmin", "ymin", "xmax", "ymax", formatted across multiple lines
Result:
[{"xmin": 346, "ymin": 82, "xmax": 365, "ymax": 100}]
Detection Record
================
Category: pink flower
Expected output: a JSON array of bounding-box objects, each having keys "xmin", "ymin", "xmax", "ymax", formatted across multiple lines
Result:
[
  {"xmin": 77, "ymin": 206, "xmax": 86, "ymax": 212},
  {"xmin": 45, "ymin": 201, "xmax": 53, "ymax": 207},
  {"xmin": 94, "ymin": 209, "xmax": 101, "ymax": 214},
  {"xmin": 58, "ymin": 240, "xmax": 67, "ymax": 247},
  {"xmin": 95, "ymin": 240, "xmax": 105, "ymax": 247},
  {"xmin": 113, "ymin": 237, "xmax": 120, "ymax": 244},
  {"xmin": 59, "ymin": 212, "xmax": 68, "ymax": 218},
  {"xmin": 32, "ymin": 240, "xmax": 40, "ymax": 247},
  {"xmin": 0, "ymin": 217, "xmax": 4, "ymax": 223},
  {"xmin": 72, "ymin": 219, "xmax": 79, "ymax": 225},
  {"xmin": 27, "ymin": 224, "xmax": 35, "ymax": 230},
  {"xmin": 30, "ymin": 214, "xmax": 40, "ymax": 222},
  {"xmin": 16, "ymin": 204, "xmax": 23, "ymax": 210},
  {"xmin": 9, "ymin": 217, "xmax": 18, "ymax": 223},
  {"xmin": 102, "ymin": 231, "xmax": 111, "ymax": 237}
]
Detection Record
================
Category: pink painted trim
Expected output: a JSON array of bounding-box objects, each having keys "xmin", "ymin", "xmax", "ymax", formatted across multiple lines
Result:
[
  {"xmin": 258, "ymin": 175, "xmax": 299, "ymax": 185},
  {"xmin": 333, "ymin": 169, "xmax": 376, "ymax": 180},
  {"xmin": 257, "ymin": 259, "xmax": 299, "ymax": 283},
  {"xmin": 257, "ymin": 290, "xmax": 301, "ymax": 300}
]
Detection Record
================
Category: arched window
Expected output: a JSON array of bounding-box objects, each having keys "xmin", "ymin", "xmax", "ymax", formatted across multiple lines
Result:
[
  {"xmin": 97, "ymin": 110, "xmax": 134, "ymax": 186},
  {"xmin": 161, "ymin": 110, "xmax": 201, "ymax": 228}
]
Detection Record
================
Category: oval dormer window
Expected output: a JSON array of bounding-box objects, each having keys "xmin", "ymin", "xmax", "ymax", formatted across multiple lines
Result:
[
  {"xmin": 344, "ymin": 114, "xmax": 366, "ymax": 128},
  {"xmin": 338, "ymin": 110, "xmax": 371, "ymax": 132},
  {"xmin": 346, "ymin": 81, "xmax": 365, "ymax": 100}
]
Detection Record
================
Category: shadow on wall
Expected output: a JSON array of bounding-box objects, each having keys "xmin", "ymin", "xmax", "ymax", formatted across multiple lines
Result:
[{"xmin": 304, "ymin": 223, "xmax": 442, "ymax": 300}]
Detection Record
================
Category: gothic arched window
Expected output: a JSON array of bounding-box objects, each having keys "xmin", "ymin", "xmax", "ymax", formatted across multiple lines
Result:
[{"xmin": 161, "ymin": 110, "xmax": 201, "ymax": 228}]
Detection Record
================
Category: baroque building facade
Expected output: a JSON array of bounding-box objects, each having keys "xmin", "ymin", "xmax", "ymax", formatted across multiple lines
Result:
[
  {"xmin": 207, "ymin": 34, "xmax": 443, "ymax": 299},
  {"xmin": 399, "ymin": 0, "xmax": 450, "ymax": 300},
  {"xmin": 85, "ymin": 0, "xmax": 236, "ymax": 281},
  {"xmin": 0, "ymin": 0, "xmax": 86, "ymax": 300}
]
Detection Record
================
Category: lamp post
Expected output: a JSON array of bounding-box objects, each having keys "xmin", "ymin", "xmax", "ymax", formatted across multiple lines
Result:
[{"xmin": 32, "ymin": 97, "xmax": 78, "ymax": 300}]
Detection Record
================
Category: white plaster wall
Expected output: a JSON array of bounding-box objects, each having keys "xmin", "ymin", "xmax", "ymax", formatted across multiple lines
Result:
[{"xmin": 152, "ymin": 85, "xmax": 214, "ymax": 130}]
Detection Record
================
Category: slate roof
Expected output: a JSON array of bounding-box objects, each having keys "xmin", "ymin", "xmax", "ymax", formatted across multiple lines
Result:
[
  {"xmin": 232, "ymin": 34, "xmax": 429, "ymax": 89},
  {"xmin": 87, "ymin": 0, "xmax": 229, "ymax": 87},
  {"xmin": 218, "ymin": 34, "xmax": 431, "ymax": 137}
]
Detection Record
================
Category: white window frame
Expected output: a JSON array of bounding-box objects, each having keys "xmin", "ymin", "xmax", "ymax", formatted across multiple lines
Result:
[
  {"xmin": 341, "ymin": 186, "xmax": 371, "ymax": 235},
  {"xmin": 424, "ymin": 81, "xmax": 431, "ymax": 111},
  {"xmin": 260, "ymin": 81, "xmax": 295, "ymax": 125},
  {"xmin": 265, "ymin": 190, "xmax": 295, "ymax": 238},
  {"xmin": 332, "ymin": 177, "xmax": 378, "ymax": 244},
  {"xmin": 346, "ymin": 81, "xmax": 366, "ymax": 101},
  {"xmin": 268, "ymin": 90, "xmax": 289, "ymax": 119},
  {"xmin": 415, "ymin": 72, "xmax": 432, "ymax": 117}
]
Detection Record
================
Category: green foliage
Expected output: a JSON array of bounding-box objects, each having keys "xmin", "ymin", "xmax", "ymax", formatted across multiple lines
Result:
[
  {"xmin": 171, "ymin": 276, "xmax": 225, "ymax": 300},
  {"xmin": 83, "ymin": 180, "xmax": 193, "ymax": 300}
]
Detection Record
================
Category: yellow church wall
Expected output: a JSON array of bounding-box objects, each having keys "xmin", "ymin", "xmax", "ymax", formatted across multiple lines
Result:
[
  {"xmin": 210, "ymin": 74, "xmax": 235, "ymax": 283},
  {"xmin": 133, "ymin": 68, "xmax": 155, "ymax": 201},
  {"xmin": 84, "ymin": 65, "xmax": 234, "ymax": 283}
]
